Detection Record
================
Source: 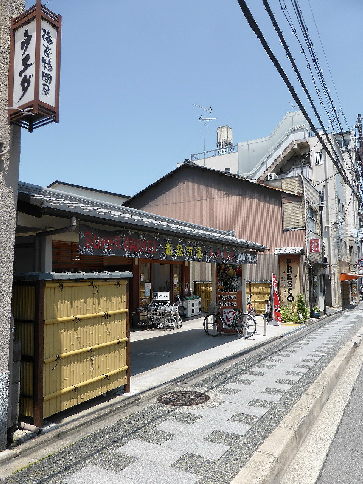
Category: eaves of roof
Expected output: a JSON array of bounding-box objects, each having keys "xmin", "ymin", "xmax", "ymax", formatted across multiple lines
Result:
[
  {"xmin": 18, "ymin": 182, "xmax": 267, "ymax": 252},
  {"xmin": 48, "ymin": 180, "xmax": 130, "ymax": 200},
  {"xmin": 124, "ymin": 161, "xmax": 300, "ymax": 205}
]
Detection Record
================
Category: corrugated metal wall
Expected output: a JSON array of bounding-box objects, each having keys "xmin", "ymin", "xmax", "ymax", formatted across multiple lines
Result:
[
  {"xmin": 128, "ymin": 168, "xmax": 305, "ymax": 251},
  {"xmin": 13, "ymin": 279, "xmax": 129, "ymax": 423},
  {"xmin": 127, "ymin": 167, "xmax": 305, "ymax": 281}
]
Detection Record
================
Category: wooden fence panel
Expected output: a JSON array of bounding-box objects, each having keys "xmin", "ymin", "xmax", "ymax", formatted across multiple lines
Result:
[{"xmin": 13, "ymin": 278, "xmax": 130, "ymax": 425}]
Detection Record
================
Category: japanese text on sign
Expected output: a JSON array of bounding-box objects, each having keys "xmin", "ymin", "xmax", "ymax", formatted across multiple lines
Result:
[
  {"xmin": 13, "ymin": 22, "xmax": 36, "ymax": 106},
  {"xmin": 39, "ymin": 21, "xmax": 57, "ymax": 107},
  {"xmin": 79, "ymin": 225, "xmax": 258, "ymax": 264}
]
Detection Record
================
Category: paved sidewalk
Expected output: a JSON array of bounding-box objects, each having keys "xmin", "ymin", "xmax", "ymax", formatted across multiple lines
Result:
[
  {"xmin": 3, "ymin": 309, "xmax": 361, "ymax": 483},
  {"xmin": 129, "ymin": 315, "xmax": 295, "ymax": 394},
  {"xmin": 0, "ymin": 315, "xmax": 297, "ymax": 479}
]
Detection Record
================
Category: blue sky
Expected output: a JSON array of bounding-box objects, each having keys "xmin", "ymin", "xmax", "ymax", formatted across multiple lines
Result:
[{"xmin": 20, "ymin": 0, "xmax": 363, "ymax": 196}]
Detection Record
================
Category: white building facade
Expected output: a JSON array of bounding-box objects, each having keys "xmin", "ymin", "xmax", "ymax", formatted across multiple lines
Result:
[{"xmin": 190, "ymin": 111, "xmax": 362, "ymax": 309}]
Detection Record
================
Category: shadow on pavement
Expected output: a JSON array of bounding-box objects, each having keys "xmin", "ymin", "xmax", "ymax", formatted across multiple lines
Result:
[{"xmin": 130, "ymin": 327, "xmax": 241, "ymax": 376}]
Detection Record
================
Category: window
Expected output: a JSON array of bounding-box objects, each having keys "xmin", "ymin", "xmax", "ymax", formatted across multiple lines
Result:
[
  {"xmin": 308, "ymin": 207, "xmax": 318, "ymax": 234},
  {"xmin": 282, "ymin": 201, "xmax": 305, "ymax": 231},
  {"xmin": 314, "ymin": 151, "xmax": 323, "ymax": 165}
]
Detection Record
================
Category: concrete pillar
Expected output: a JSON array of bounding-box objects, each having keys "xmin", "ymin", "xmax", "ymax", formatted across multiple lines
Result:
[
  {"xmin": 39, "ymin": 236, "xmax": 53, "ymax": 273},
  {"xmin": 0, "ymin": 0, "xmax": 24, "ymax": 449}
]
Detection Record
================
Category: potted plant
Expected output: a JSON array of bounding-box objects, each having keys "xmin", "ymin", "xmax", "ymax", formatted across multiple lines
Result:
[{"xmin": 311, "ymin": 306, "xmax": 321, "ymax": 318}]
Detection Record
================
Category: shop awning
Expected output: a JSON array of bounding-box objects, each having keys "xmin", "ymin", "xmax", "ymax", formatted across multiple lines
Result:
[{"xmin": 339, "ymin": 273, "xmax": 361, "ymax": 281}]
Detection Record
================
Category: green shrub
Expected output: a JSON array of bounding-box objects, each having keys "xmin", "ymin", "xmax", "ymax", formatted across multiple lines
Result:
[{"xmin": 280, "ymin": 294, "xmax": 309, "ymax": 323}]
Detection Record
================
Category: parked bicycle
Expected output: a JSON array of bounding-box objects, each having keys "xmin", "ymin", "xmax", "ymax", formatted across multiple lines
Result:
[
  {"xmin": 136, "ymin": 297, "xmax": 182, "ymax": 330},
  {"xmin": 203, "ymin": 305, "xmax": 257, "ymax": 338},
  {"xmin": 247, "ymin": 294, "xmax": 256, "ymax": 316}
]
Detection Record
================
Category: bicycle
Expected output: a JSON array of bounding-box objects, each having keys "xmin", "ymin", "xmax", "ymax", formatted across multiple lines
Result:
[
  {"xmin": 247, "ymin": 294, "xmax": 256, "ymax": 316},
  {"xmin": 203, "ymin": 305, "xmax": 257, "ymax": 338}
]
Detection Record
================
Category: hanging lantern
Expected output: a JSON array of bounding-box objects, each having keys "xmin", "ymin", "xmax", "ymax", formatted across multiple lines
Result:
[{"xmin": 8, "ymin": 0, "xmax": 61, "ymax": 132}]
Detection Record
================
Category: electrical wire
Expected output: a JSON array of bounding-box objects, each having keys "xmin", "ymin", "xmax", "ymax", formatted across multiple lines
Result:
[
  {"xmin": 287, "ymin": 0, "xmax": 358, "ymax": 184},
  {"xmin": 246, "ymin": 0, "xmax": 363, "ymax": 208},
  {"xmin": 262, "ymin": 0, "xmax": 346, "ymax": 182},
  {"xmin": 306, "ymin": 0, "xmax": 349, "ymax": 130}
]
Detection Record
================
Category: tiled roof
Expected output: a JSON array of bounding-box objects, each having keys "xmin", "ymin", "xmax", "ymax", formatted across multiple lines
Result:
[{"xmin": 18, "ymin": 181, "xmax": 266, "ymax": 251}]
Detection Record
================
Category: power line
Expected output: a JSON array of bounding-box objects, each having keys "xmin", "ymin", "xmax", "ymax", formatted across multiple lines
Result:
[
  {"xmin": 284, "ymin": 0, "xmax": 358, "ymax": 181},
  {"xmin": 262, "ymin": 0, "xmax": 346, "ymax": 179},
  {"xmin": 306, "ymin": 0, "xmax": 349, "ymax": 130},
  {"xmin": 235, "ymin": 0, "xmax": 362, "ymax": 208}
]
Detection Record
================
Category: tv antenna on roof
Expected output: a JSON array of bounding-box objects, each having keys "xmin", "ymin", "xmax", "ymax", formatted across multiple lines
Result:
[{"xmin": 192, "ymin": 104, "xmax": 216, "ymax": 164}]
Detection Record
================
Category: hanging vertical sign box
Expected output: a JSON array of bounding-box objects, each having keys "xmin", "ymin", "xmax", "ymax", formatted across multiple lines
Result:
[{"xmin": 8, "ymin": 0, "xmax": 61, "ymax": 132}]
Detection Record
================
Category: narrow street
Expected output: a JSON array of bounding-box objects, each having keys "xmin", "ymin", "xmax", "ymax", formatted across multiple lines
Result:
[{"xmin": 2, "ymin": 307, "xmax": 363, "ymax": 483}]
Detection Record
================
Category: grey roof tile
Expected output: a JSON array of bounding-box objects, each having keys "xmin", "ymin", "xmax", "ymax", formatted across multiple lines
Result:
[{"xmin": 18, "ymin": 181, "xmax": 266, "ymax": 251}]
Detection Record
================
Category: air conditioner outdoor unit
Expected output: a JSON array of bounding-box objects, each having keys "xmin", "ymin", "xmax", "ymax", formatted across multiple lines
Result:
[{"xmin": 267, "ymin": 173, "xmax": 278, "ymax": 180}]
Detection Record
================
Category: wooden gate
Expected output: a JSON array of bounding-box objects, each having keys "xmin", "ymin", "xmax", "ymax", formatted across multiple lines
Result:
[
  {"xmin": 12, "ymin": 277, "xmax": 130, "ymax": 426},
  {"xmin": 194, "ymin": 282, "xmax": 212, "ymax": 312},
  {"xmin": 247, "ymin": 282, "xmax": 271, "ymax": 314}
]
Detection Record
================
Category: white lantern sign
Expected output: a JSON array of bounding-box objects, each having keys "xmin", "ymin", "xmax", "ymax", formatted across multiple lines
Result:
[{"xmin": 9, "ymin": 0, "xmax": 61, "ymax": 132}]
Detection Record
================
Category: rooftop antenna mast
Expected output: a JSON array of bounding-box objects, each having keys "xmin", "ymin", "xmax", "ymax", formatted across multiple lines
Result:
[{"xmin": 192, "ymin": 104, "xmax": 216, "ymax": 165}]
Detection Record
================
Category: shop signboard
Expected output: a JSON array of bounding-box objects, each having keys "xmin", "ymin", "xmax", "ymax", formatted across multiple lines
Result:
[
  {"xmin": 8, "ymin": 0, "xmax": 61, "ymax": 131},
  {"xmin": 79, "ymin": 225, "xmax": 257, "ymax": 264},
  {"xmin": 309, "ymin": 238, "xmax": 321, "ymax": 253},
  {"xmin": 279, "ymin": 254, "xmax": 301, "ymax": 304}
]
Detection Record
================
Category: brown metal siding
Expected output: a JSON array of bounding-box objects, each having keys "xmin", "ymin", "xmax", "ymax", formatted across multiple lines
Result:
[{"xmin": 128, "ymin": 167, "xmax": 305, "ymax": 253}]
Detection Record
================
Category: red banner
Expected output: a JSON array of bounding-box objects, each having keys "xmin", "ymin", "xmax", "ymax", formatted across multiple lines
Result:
[
  {"xmin": 309, "ymin": 239, "xmax": 320, "ymax": 253},
  {"xmin": 272, "ymin": 273, "xmax": 281, "ymax": 323}
]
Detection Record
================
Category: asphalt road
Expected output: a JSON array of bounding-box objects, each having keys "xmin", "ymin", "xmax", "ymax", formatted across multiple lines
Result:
[{"xmin": 316, "ymin": 356, "xmax": 363, "ymax": 483}]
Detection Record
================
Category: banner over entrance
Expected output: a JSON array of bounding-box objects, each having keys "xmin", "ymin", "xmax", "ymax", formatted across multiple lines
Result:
[{"xmin": 79, "ymin": 225, "xmax": 257, "ymax": 264}]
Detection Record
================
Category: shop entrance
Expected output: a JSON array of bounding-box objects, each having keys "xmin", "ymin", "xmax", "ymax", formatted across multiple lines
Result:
[
  {"xmin": 152, "ymin": 263, "xmax": 171, "ymax": 293},
  {"xmin": 138, "ymin": 261, "xmax": 184, "ymax": 307}
]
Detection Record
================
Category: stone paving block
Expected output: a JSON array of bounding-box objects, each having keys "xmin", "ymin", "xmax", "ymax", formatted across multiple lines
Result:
[
  {"xmin": 117, "ymin": 439, "xmax": 181, "ymax": 463},
  {"xmin": 120, "ymin": 458, "xmax": 199, "ymax": 483},
  {"xmin": 64, "ymin": 464, "xmax": 129, "ymax": 484},
  {"xmin": 161, "ymin": 435, "xmax": 229, "ymax": 461}
]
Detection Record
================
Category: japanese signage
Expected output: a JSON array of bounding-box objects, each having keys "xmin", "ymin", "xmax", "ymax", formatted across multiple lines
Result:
[
  {"xmin": 39, "ymin": 21, "xmax": 57, "ymax": 106},
  {"xmin": 9, "ymin": 1, "xmax": 61, "ymax": 131},
  {"xmin": 13, "ymin": 21, "xmax": 36, "ymax": 106},
  {"xmin": 272, "ymin": 273, "xmax": 281, "ymax": 323},
  {"xmin": 309, "ymin": 238, "xmax": 321, "ymax": 253},
  {"xmin": 79, "ymin": 225, "xmax": 258, "ymax": 264},
  {"xmin": 279, "ymin": 255, "xmax": 301, "ymax": 304}
]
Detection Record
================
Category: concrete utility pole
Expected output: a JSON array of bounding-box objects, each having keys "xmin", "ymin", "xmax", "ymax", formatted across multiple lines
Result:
[{"xmin": 0, "ymin": 0, "xmax": 24, "ymax": 450}]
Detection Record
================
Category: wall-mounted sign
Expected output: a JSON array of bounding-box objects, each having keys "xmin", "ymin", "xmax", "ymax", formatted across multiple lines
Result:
[
  {"xmin": 275, "ymin": 247, "xmax": 304, "ymax": 255},
  {"xmin": 279, "ymin": 255, "xmax": 301, "ymax": 304},
  {"xmin": 79, "ymin": 225, "xmax": 258, "ymax": 264},
  {"xmin": 309, "ymin": 239, "xmax": 321, "ymax": 253},
  {"xmin": 8, "ymin": 0, "xmax": 61, "ymax": 132}
]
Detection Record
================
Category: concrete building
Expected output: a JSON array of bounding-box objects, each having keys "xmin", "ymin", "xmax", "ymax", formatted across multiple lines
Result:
[
  {"xmin": 189, "ymin": 111, "xmax": 362, "ymax": 309},
  {"xmin": 0, "ymin": 0, "xmax": 24, "ymax": 450}
]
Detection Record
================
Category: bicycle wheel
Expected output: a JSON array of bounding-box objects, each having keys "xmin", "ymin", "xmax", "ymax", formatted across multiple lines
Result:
[
  {"xmin": 232, "ymin": 311, "xmax": 244, "ymax": 337},
  {"xmin": 203, "ymin": 314, "xmax": 221, "ymax": 336},
  {"xmin": 243, "ymin": 313, "xmax": 257, "ymax": 338}
]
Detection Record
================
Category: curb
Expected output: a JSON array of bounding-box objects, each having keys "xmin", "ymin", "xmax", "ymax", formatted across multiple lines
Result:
[{"xmin": 231, "ymin": 326, "xmax": 363, "ymax": 484}]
